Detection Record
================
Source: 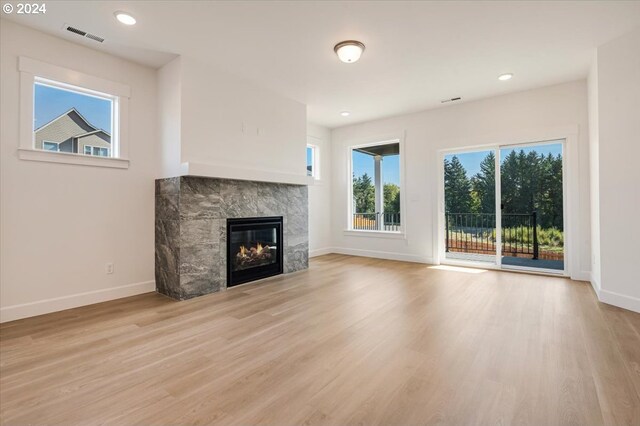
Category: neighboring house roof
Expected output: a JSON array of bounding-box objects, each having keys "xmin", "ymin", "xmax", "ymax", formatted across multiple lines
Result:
[
  {"xmin": 75, "ymin": 129, "xmax": 111, "ymax": 138},
  {"xmin": 35, "ymin": 107, "xmax": 97, "ymax": 133},
  {"xmin": 35, "ymin": 108, "xmax": 110, "ymax": 145}
]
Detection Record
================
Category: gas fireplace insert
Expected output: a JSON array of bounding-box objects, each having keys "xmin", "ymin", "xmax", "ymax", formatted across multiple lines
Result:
[{"xmin": 227, "ymin": 216, "xmax": 283, "ymax": 287}]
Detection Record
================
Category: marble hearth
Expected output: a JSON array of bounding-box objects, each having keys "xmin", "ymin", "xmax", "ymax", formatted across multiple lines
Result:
[{"xmin": 155, "ymin": 177, "xmax": 308, "ymax": 300}]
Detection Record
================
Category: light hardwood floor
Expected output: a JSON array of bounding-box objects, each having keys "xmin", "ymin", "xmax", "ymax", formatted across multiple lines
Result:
[{"xmin": 1, "ymin": 254, "xmax": 639, "ymax": 425}]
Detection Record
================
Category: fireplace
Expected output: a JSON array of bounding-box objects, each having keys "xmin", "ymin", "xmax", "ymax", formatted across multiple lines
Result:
[{"xmin": 227, "ymin": 216, "xmax": 283, "ymax": 287}]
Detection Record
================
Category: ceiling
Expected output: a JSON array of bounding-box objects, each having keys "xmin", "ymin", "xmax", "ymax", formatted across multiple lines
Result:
[{"xmin": 3, "ymin": 1, "xmax": 640, "ymax": 128}]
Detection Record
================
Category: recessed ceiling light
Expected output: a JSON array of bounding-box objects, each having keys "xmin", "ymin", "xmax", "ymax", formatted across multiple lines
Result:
[
  {"xmin": 340, "ymin": 111, "xmax": 351, "ymax": 117},
  {"xmin": 114, "ymin": 11, "xmax": 136, "ymax": 26},
  {"xmin": 498, "ymin": 73, "xmax": 513, "ymax": 81},
  {"xmin": 334, "ymin": 40, "xmax": 365, "ymax": 63}
]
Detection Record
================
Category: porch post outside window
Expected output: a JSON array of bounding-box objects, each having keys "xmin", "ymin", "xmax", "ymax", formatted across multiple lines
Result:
[{"xmin": 374, "ymin": 155, "xmax": 384, "ymax": 230}]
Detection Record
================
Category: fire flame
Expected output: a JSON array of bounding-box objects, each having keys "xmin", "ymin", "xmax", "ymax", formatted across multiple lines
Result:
[{"xmin": 238, "ymin": 243, "xmax": 264, "ymax": 257}]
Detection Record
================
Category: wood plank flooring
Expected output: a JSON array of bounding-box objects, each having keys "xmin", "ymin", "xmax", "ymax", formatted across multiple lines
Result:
[{"xmin": 1, "ymin": 254, "xmax": 639, "ymax": 425}]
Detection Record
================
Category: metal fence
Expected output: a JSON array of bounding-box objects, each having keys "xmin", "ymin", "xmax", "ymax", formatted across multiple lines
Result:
[
  {"xmin": 353, "ymin": 212, "xmax": 401, "ymax": 232},
  {"xmin": 445, "ymin": 211, "xmax": 539, "ymax": 259}
]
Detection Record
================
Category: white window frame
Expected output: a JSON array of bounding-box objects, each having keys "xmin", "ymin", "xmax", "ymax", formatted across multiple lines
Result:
[
  {"xmin": 306, "ymin": 143, "xmax": 320, "ymax": 180},
  {"xmin": 346, "ymin": 132, "xmax": 406, "ymax": 237},
  {"xmin": 18, "ymin": 57, "xmax": 130, "ymax": 169},
  {"xmin": 42, "ymin": 141, "xmax": 60, "ymax": 152}
]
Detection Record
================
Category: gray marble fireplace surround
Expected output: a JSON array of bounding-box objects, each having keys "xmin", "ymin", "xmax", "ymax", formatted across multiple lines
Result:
[{"xmin": 155, "ymin": 176, "xmax": 308, "ymax": 300}]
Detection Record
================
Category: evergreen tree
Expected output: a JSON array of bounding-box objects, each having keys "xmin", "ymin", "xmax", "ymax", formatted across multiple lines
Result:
[
  {"xmin": 471, "ymin": 151, "xmax": 495, "ymax": 213},
  {"xmin": 352, "ymin": 173, "xmax": 375, "ymax": 213},
  {"xmin": 444, "ymin": 156, "xmax": 472, "ymax": 213}
]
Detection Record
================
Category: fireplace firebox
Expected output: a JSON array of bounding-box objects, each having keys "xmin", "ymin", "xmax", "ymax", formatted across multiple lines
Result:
[{"xmin": 227, "ymin": 217, "xmax": 283, "ymax": 287}]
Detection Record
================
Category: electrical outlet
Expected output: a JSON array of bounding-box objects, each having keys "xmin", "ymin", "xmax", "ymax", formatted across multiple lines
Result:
[{"xmin": 106, "ymin": 263, "xmax": 114, "ymax": 274}]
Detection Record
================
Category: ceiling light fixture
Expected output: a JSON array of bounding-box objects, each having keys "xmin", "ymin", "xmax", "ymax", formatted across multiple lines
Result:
[
  {"xmin": 498, "ymin": 73, "xmax": 513, "ymax": 81},
  {"xmin": 334, "ymin": 40, "xmax": 365, "ymax": 63},
  {"xmin": 340, "ymin": 111, "xmax": 351, "ymax": 117},
  {"xmin": 114, "ymin": 11, "xmax": 136, "ymax": 26}
]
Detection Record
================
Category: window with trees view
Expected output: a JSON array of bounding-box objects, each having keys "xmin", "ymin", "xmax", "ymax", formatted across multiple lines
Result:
[{"xmin": 351, "ymin": 141, "xmax": 401, "ymax": 232}]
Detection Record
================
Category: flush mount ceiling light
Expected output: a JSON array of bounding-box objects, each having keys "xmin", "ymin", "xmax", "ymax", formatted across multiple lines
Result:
[
  {"xmin": 498, "ymin": 73, "xmax": 513, "ymax": 81},
  {"xmin": 114, "ymin": 11, "xmax": 136, "ymax": 25},
  {"xmin": 334, "ymin": 40, "xmax": 365, "ymax": 63},
  {"xmin": 340, "ymin": 111, "xmax": 351, "ymax": 117}
]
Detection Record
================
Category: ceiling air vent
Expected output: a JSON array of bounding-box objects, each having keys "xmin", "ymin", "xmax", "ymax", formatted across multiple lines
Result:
[
  {"xmin": 66, "ymin": 26, "xmax": 86, "ymax": 37},
  {"xmin": 85, "ymin": 33, "xmax": 105, "ymax": 43},
  {"xmin": 64, "ymin": 24, "xmax": 105, "ymax": 43},
  {"xmin": 441, "ymin": 97, "xmax": 462, "ymax": 104}
]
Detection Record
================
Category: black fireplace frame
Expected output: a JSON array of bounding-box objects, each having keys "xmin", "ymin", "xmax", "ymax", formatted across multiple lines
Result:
[{"xmin": 227, "ymin": 216, "xmax": 284, "ymax": 287}]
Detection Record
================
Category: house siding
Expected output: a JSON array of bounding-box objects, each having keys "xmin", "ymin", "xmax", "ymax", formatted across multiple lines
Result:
[{"xmin": 35, "ymin": 111, "xmax": 95, "ymax": 149}]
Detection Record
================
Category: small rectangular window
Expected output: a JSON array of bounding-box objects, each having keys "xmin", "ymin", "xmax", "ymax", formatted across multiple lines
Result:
[
  {"xmin": 351, "ymin": 141, "xmax": 401, "ymax": 232},
  {"xmin": 93, "ymin": 147, "xmax": 109, "ymax": 157},
  {"xmin": 34, "ymin": 78, "xmax": 115, "ymax": 158},
  {"xmin": 42, "ymin": 141, "xmax": 60, "ymax": 152},
  {"xmin": 306, "ymin": 144, "xmax": 320, "ymax": 179}
]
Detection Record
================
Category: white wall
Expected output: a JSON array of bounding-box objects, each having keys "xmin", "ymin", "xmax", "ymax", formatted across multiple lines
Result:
[
  {"xmin": 0, "ymin": 20, "xmax": 159, "ymax": 322},
  {"xmin": 157, "ymin": 56, "xmax": 308, "ymax": 181},
  {"xmin": 330, "ymin": 80, "xmax": 592, "ymax": 280},
  {"xmin": 307, "ymin": 123, "xmax": 332, "ymax": 256},
  {"xmin": 592, "ymin": 28, "xmax": 640, "ymax": 312},
  {"xmin": 157, "ymin": 56, "xmax": 182, "ymax": 177}
]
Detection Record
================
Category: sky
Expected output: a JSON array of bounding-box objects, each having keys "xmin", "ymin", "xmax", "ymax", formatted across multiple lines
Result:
[
  {"xmin": 445, "ymin": 142, "xmax": 563, "ymax": 178},
  {"xmin": 34, "ymin": 83, "xmax": 112, "ymax": 132},
  {"xmin": 352, "ymin": 151, "xmax": 400, "ymax": 185}
]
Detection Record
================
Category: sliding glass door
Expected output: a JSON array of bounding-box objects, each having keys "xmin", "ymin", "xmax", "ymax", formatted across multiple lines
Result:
[
  {"xmin": 444, "ymin": 149, "xmax": 497, "ymax": 265},
  {"xmin": 443, "ymin": 140, "xmax": 565, "ymax": 273},
  {"xmin": 500, "ymin": 141, "xmax": 564, "ymax": 272}
]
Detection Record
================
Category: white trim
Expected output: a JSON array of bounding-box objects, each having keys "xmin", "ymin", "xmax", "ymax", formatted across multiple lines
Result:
[
  {"xmin": 598, "ymin": 289, "xmax": 640, "ymax": 314},
  {"xmin": 331, "ymin": 247, "xmax": 433, "ymax": 264},
  {"xmin": 306, "ymin": 142, "xmax": 321, "ymax": 180},
  {"xmin": 346, "ymin": 131, "xmax": 406, "ymax": 233},
  {"xmin": 18, "ymin": 56, "xmax": 129, "ymax": 166},
  {"xmin": 0, "ymin": 280, "xmax": 155, "ymax": 323},
  {"xmin": 18, "ymin": 149, "xmax": 129, "ymax": 169},
  {"xmin": 309, "ymin": 248, "xmax": 334, "ymax": 257},
  {"xmin": 180, "ymin": 161, "xmax": 314, "ymax": 186},
  {"xmin": 342, "ymin": 229, "xmax": 406, "ymax": 239},
  {"xmin": 19, "ymin": 56, "xmax": 131, "ymax": 98}
]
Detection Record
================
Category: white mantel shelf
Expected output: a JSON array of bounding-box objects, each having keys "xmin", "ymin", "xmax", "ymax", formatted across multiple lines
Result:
[{"xmin": 179, "ymin": 162, "xmax": 315, "ymax": 186}]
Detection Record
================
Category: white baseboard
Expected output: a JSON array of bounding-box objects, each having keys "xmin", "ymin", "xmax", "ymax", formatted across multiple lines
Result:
[
  {"xmin": 598, "ymin": 288, "xmax": 640, "ymax": 313},
  {"xmin": 572, "ymin": 271, "xmax": 591, "ymax": 282},
  {"xmin": 330, "ymin": 247, "xmax": 433, "ymax": 264},
  {"xmin": 0, "ymin": 280, "xmax": 156, "ymax": 323},
  {"xmin": 309, "ymin": 247, "xmax": 334, "ymax": 258}
]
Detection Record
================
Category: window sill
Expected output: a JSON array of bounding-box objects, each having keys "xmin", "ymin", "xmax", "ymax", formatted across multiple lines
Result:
[
  {"xmin": 18, "ymin": 149, "xmax": 129, "ymax": 169},
  {"xmin": 343, "ymin": 229, "xmax": 406, "ymax": 239}
]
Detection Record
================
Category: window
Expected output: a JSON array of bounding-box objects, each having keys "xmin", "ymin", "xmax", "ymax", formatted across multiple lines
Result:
[
  {"xmin": 306, "ymin": 144, "xmax": 320, "ymax": 179},
  {"xmin": 42, "ymin": 141, "xmax": 60, "ymax": 152},
  {"xmin": 18, "ymin": 57, "xmax": 130, "ymax": 169},
  {"xmin": 83, "ymin": 145, "xmax": 109, "ymax": 157},
  {"xmin": 34, "ymin": 79, "xmax": 114, "ymax": 157},
  {"xmin": 350, "ymin": 140, "xmax": 402, "ymax": 232}
]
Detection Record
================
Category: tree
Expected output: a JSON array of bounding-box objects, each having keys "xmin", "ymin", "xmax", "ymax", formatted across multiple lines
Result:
[
  {"xmin": 471, "ymin": 151, "xmax": 495, "ymax": 213},
  {"xmin": 352, "ymin": 173, "xmax": 375, "ymax": 213},
  {"xmin": 384, "ymin": 183, "xmax": 400, "ymax": 213},
  {"xmin": 444, "ymin": 156, "xmax": 472, "ymax": 213}
]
